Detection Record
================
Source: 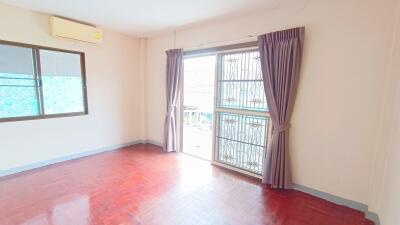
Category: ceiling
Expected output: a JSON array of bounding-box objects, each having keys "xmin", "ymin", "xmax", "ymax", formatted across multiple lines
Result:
[{"xmin": 0, "ymin": 0, "xmax": 289, "ymax": 37}]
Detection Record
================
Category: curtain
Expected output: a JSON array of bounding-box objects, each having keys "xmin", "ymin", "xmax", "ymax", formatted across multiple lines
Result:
[
  {"xmin": 258, "ymin": 27, "xmax": 305, "ymax": 189},
  {"xmin": 163, "ymin": 49, "xmax": 183, "ymax": 152}
]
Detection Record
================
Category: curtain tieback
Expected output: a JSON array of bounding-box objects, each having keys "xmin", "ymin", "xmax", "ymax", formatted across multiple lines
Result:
[
  {"xmin": 166, "ymin": 105, "xmax": 177, "ymax": 116},
  {"xmin": 274, "ymin": 123, "xmax": 291, "ymax": 133}
]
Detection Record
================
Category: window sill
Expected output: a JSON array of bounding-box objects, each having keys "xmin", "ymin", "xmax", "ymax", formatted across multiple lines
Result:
[{"xmin": 0, "ymin": 112, "xmax": 88, "ymax": 123}]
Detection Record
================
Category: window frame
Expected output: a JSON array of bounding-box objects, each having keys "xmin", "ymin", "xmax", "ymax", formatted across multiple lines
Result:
[
  {"xmin": 182, "ymin": 42, "xmax": 272, "ymax": 178},
  {"xmin": 213, "ymin": 48, "xmax": 271, "ymax": 176},
  {"xmin": 216, "ymin": 49, "xmax": 268, "ymax": 113},
  {"xmin": 0, "ymin": 39, "xmax": 88, "ymax": 123}
]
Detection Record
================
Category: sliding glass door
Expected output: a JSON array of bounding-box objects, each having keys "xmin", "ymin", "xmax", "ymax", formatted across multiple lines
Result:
[
  {"xmin": 182, "ymin": 55, "xmax": 216, "ymax": 160},
  {"xmin": 181, "ymin": 48, "xmax": 270, "ymax": 176},
  {"xmin": 213, "ymin": 50, "xmax": 270, "ymax": 175}
]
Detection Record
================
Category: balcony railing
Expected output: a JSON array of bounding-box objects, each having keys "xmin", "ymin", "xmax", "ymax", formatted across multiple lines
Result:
[{"xmin": 183, "ymin": 106, "xmax": 213, "ymax": 160}]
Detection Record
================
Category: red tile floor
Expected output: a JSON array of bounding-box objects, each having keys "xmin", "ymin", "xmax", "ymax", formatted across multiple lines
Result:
[{"xmin": 0, "ymin": 144, "xmax": 374, "ymax": 225}]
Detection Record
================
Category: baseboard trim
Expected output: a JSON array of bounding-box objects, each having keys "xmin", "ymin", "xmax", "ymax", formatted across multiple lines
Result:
[
  {"xmin": 0, "ymin": 139, "xmax": 162, "ymax": 178},
  {"xmin": 365, "ymin": 211, "xmax": 380, "ymax": 225},
  {"xmin": 143, "ymin": 139, "xmax": 163, "ymax": 147},
  {"xmin": 293, "ymin": 184, "xmax": 368, "ymax": 211},
  {"xmin": 293, "ymin": 184, "xmax": 380, "ymax": 225}
]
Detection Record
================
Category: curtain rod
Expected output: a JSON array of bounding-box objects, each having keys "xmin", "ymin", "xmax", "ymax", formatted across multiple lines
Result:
[
  {"xmin": 182, "ymin": 35, "xmax": 257, "ymax": 52},
  {"xmin": 180, "ymin": 25, "xmax": 306, "ymax": 56},
  {"xmin": 183, "ymin": 39, "xmax": 258, "ymax": 57},
  {"xmin": 177, "ymin": 0, "xmax": 310, "ymax": 52},
  {"xmin": 180, "ymin": 25, "xmax": 302, "ymax": 54}
]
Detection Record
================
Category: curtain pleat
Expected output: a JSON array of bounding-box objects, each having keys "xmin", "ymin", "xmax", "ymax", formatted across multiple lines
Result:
[
  {"xmin": 258, "ymin": 27, "xmax": 305, "ymax": 189},
  {"xmin": 163, "ymin": 49, "xmax": 183, "ymax": 152}
]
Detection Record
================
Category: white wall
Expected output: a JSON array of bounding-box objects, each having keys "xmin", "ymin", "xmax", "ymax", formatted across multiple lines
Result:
[
  {"xmin": 145, "ymin": 0, "xmax": 399, "ymax": 205},
  {"xmin": 0, "ymin": 3, "xmax": 146, "ymax": 171},
  {"xmin": 375, "ymin": 96, "xmax": 400, "ymax": 224},
  {"xmin": 367, "ymin": 1, "xmax": 400, "ymax": 223}
]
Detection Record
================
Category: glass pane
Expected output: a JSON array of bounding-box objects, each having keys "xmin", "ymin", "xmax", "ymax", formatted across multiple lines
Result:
[
  {"xmin": 218, "ymin": 50, "xmax": 268, "ymax": 111},
  {"xmin": 0, "ymin": 44, "xmax": 39, "ymax": 118},
  {"xmin": 39, "ymin": 50, "xmax": 85, "ymax": 114},
  {"xmin": 183, "ymin": 55, "xmax": 216, "ymax": 160},
  {"xmin": 216, "ymin": 112, "xmax": 268, "ymax": 174}
]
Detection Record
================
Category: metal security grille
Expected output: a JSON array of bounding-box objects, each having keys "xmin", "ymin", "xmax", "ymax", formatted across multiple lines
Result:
[
  {"xmin": 214, "ymin": 49, "xmax": 270, "ymax": 175},
  {"xmin": 216, "ymin": 112, "xmax": 268, "ymax": 174},
  {"xmin": 218, "ymin": 51, "xmax": 267, "ymax": 111}
]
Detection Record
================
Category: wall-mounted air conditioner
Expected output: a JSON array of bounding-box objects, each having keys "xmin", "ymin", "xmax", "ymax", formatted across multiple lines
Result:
[{"xmin": 50, "ymin": 16, "xmax": 103, "ymax": 44}]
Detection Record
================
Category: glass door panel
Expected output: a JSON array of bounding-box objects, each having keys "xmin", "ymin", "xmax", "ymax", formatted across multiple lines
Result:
[
  {"xmin": 214, "ymin": 50, "xmax": 270, "ymax": 175},
  {"xmin": 182, "ymin": 55, "xmax": 216, "ymax": 160}
]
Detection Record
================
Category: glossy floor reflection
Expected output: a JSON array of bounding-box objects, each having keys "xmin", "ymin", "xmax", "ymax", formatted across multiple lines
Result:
[{"xmin": 0, "ymin": 144, "xmax": 374, "ymax": 225}]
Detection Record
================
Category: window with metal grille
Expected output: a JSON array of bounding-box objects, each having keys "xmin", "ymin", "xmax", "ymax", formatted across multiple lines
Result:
[
  {"xmin": 0, "ymin": 41, "xmax": 88, "ymax": 122},
  {"xmin": 215, "ymin": 49, "xmax": 270, "ymax": 175},
  {"xmin": 218, "ymin": 50, "xmax": 267, "ymax": 111}
]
